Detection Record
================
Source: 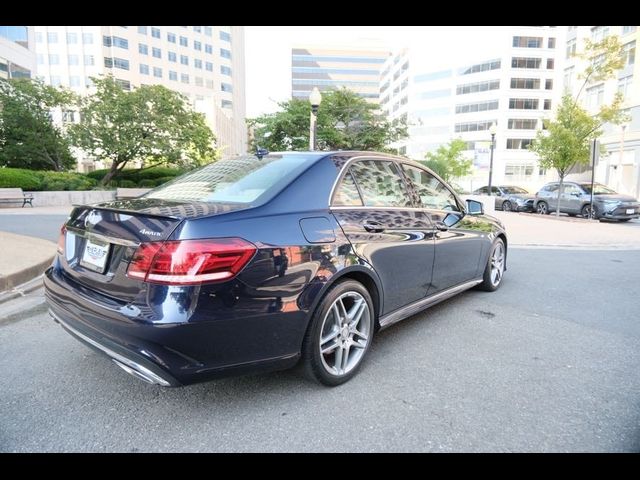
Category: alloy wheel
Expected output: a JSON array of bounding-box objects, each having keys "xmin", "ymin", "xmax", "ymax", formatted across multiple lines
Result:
[
  {"xmin": 490, "ymin": 242, "xmax": 505, "ymax": 287},
  {"xmin": 537, "ymin": 202, "xmax": 548, "ymax": 214}
]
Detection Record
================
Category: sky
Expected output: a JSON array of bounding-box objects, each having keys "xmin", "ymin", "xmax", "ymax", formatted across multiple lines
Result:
[{"xmin": 244, "ymin": 26, "xmax": 512, "ymax": 117}]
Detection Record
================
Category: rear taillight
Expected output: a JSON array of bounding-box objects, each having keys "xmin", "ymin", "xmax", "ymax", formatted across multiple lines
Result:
[
  {"xmin": 127, "ymin": 238, "xmax": 256, "ymax": 285},
  {"xmin": 57, "ymin": 225, "xmax": 67, "ymax": 254}
]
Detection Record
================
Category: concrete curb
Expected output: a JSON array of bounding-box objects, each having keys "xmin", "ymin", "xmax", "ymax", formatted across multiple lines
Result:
[{"xmin": 0, "ymin": 257, "xmax": 53, "ymax": 296}]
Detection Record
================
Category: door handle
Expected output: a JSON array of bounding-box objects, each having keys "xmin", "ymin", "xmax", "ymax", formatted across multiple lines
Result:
[
  {"xmin": 363, "ymin": 221, "xmax": 385, "ymax": 233},
  {"xmin": 434, "ymin": 222, "xmax": 449, "ymax": 232}
]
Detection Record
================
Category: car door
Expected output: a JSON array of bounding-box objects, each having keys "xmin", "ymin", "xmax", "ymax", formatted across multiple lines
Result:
[
  {"xmin": 400, "ymin": 163, "xmax": 485, "ymax": 294},
  {"xmin": 560, "ymin": 183, "xmax": 583, "ymax": 213},
  {"xmin": 330, "ymin": 158, "xmax": 435, "ymax": 315},
  {"xmin": 540, "ymin": 183, "xmax": 559, "ymax": 209}
]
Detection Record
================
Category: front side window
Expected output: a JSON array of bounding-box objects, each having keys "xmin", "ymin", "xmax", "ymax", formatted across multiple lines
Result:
[
  {"xmin": 349, "ymin": 160, "xmax": 411, "ymax": 208},
  {"xmin": 333, "ymin": 172, "xmax": 363, "ymax": 206},
  {"xmin": 401, "ymin": 164, "xmax": 461, "ymax": 212}
]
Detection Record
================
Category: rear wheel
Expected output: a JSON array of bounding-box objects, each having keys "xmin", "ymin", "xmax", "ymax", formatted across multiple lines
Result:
[
  {"xmin": 536, "ymin": 201, "xmax": 549, "ymax": 215},
  {"xmin": 502, "ymin": 201, "xmax": 512, "ymax": 212},
  {"xmin": 301, "ymin": 280, "xmax": 375, "ymax": 386},
  {"xmin": 619, "ymin": 219, "xmax": 631, "ymax": 222},
  {"xmin": 477, "ymin": 238, "xmax": 506, "ymax": 292}
]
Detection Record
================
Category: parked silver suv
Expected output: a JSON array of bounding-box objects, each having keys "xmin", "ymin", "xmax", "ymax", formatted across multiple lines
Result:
[{"xmin": 534, "ymin": 182, "xmax": 640, "ymax": 221}]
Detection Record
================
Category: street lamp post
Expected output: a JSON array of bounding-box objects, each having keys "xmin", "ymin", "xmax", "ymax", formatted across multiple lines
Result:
[
  {"xmin": 616, "ymin": 121, "xmax": 630, "ymax": 192},
  {"xmin": 309, "ymin": 87, "xmax": 322, "ymax": 151},
  {"xmin": 487, "ymin": 123, "xmax": 497, "ymax": 196}
]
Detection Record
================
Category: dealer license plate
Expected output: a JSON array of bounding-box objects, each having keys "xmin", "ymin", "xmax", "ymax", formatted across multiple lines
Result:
[
  {"xmin": 626, "ymin": 209, "xmax": 635, "ymax": 215},
  {"xmin": 80, "ymin": 238, "xmax": 110, "ymax": 273}
]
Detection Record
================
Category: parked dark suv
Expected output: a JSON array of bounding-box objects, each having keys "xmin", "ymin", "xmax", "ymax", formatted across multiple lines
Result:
[
  {"xmin": 534, "ymin": 181, "xmax": 640, "ymax": 221},
  {"xmin": 472, "ymin": 185, "xmax": 535, "ymax": 212}
]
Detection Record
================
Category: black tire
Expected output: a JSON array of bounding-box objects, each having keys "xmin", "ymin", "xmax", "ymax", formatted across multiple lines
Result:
[
  {"xmin": 618, "ymin": 219, "xmax": 631, "ymax": 222},
  {"xmin": 502, "ymin": 201, "xmax": 512, "ymax": 212},
  {"xmin": 536, "ymin": 201, "xmax": 549, "ymax": 215},
  {"xmin": 301, "ymin": 280, "xmax": 375, "ymax": 386},
  {"xmin": 581, "ymin": 203, "xmax": 598, "ymax": 219},
  {"xmin": 477, "ymin": 238, "xmax": 506, "ymax": 292},
  {"xmin": 568, "ymin": 213, "xmax": 577, "ymax": 217}
]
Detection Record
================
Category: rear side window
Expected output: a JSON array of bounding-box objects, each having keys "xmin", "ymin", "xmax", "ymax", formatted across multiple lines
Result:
[
  {"xmin": 349, "ymin": 160, "xmax": 411, "ymax": 208},
  {"xmin": 401, "ymin": 164, "xmax": 461, "ymax": 212},
  {"xmin": 333, "ymin": 172, "xmax": 363, "ymax": 206},
  {"xmin": 145, "ymin": 155, "xmax": 315, "ymax": 204},
  {"xmin": 544, "ymin": 184, "xmax": 559, "ymax": 193}
]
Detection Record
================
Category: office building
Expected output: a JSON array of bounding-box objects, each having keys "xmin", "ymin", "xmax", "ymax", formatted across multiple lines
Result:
[{"xmin": 0, "ymin": 26, "xmax": 36, "ymax": 79}]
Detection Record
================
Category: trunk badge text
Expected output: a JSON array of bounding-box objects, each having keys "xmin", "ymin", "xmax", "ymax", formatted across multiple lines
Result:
[{"xmin": 140, "ymin": 229, "xmax": 162, "ymax": 237}]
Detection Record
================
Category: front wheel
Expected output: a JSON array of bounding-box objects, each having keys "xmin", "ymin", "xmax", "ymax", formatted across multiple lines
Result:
[
  {"xmin": 581, "ymin": 204, "xmax": 598, "ymax": 219},
  {"xmin": 477, "ymin": 238, "xmax": 506, "ymax": 292},
  {"xmin": 536, "ymin": 201, "xmax": 549, "ymax": 215},
  {"xmin": 301, "ymin": 280, "xmax": 375, "ymax": 386},
  {"xmin": 502, "ymin": 201, "xmax": 512, "ymax": 212}
]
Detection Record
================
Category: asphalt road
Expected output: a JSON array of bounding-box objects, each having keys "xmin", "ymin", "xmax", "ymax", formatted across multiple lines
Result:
[
  {"xmin": 1, "ymin": 248, "xmax": 639, "ymax": 452},
  {"xmin": 0, "ymin": 214, "xmax": 68, "ymax": 243}
]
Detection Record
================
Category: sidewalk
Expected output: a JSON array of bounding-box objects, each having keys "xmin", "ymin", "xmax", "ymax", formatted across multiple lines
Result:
[
  {"xmin": 492, "ymin": 211, "xmax": 640, "ymax": 249},
  {"xmin": 0, "ymin": 231, "xmax": 56, "ymax": 294},
  {"xmin": 0, "ymin": 206, "xmax": 73, "ymax": 215}
]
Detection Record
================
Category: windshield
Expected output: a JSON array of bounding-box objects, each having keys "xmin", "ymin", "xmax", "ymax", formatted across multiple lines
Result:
[
  {"xmin": 501, "ymin": 186, "xmax": 528, "ymax": 194},
  {"xmin": 144, "ymin": 154, "xmax": 317, "ymax": 204},
  {"xmin": 580, "ymin": 183, "xmax": 617, "ymax": 195}
]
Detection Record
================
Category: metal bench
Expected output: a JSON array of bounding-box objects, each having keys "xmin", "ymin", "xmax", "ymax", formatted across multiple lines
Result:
[
  {"xmin": 115, "ymin": 188, "xmax": 152, "ymax": 200},
  {"xmin": 0, "ymin": 188, "xmax": 34, "ymax": 207}
]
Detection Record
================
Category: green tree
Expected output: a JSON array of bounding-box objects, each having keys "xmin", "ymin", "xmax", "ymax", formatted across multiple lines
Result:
[
  {"xmin": 247, "ymin": 88, "xmax": 408, "ymax": 153},
  {"xmin": 0, "ymin": 78, "xmax": 77, "ymax": 171},
  {"xmin": 69, "ymin": 76, "xmax": 216, "ymax": 185},
  {"xmin": 421, "ymin": 138, "xmax": 472, "ymax": 183},
  {"xmin": 530, "ymin": 35, "xmax": 629, "ymax": 216}
]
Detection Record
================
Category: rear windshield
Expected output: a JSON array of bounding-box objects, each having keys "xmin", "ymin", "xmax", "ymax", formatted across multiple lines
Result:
[
  {"xmin": 144, "ymin": 154, "xmax": 316, "ymax": 204},
  {"xmin": 502, "ymin": 186, "xmax": 528, "ymax": 194}
]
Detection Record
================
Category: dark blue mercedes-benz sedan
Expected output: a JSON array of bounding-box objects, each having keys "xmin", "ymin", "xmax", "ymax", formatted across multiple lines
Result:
[{"xmin": 44, "ymin": 151, "xmax": 507, "ymax": 387}]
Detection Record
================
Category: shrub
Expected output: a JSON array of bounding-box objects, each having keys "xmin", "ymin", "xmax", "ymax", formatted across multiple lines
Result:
[
  {"xmin": 39, "ymin": 171, "xmax": 98, "ymax": 191},
  {"xmin": 138, "ymin": 179, "xmax": 157, "ymax": 188},
  {"xmin": 155, "ymin": 176, "xmax": 176, "ymax": 186},
  {"xmin": 118, "ymin": 179, "xmax": 137, "ymax": 188},
  {"xmin": 87, "ymin": 166, "xmax": 186, "ymax": 183},
  {"xmin": 0, "ymin": 168, "xmax": 42, "ymax": 190}
]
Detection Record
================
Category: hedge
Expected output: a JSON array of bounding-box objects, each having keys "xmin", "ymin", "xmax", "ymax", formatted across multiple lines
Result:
[
  {"xmin": 87, "ymin": 166, "xmax": 185, "ymax": 184},
  {"xmin": 0, "ymin": 168, "xmax": 97, "ymax": 191}
]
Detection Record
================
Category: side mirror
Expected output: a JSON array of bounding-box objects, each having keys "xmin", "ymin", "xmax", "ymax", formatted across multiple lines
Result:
[{"xmin": 466, "ymin": 199, "xmax": 484, "ymax": 215}]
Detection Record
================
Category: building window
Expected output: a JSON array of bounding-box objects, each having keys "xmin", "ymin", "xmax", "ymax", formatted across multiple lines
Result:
[
  {"xmin": 206, "ymin": 79, "xmax": 214, "ymax": 89},
  {"xmin": 220, "ymin": 65, "xmax": 231, "ymax": 76},
  {"xmin": 459, "ymin": 59, "xmax": 500, "ymax": 75},
  {"xmin": 564, "ymin": 67, "xmax": 574, "ymax": 89},
  {"xmin": 103, "ymin": 36, "xmax": 128, "ymax": 49},
  {"xmin": 204, "ymin": 26, "xmax": 212, "ymax": 36},
  {"xmin": 456, "ymin": 79, "xmax": 499, "ymax": 95},
  {"xmin": 181, "ymin": 73, "xmax": 189, "ymax": 84},
  {"xmin": 221, "ymin": 82, "xmax": 233, "ymax": 93},
  {"xmin": 104, "ymin": 57, "xmax": 129, "ymax": 70},
  {"xmin": 455, "ymin": 120, "xmax": 497, "ymax": 133},
  {"xmin": 544, "ymin": 99, "xmax": 552, "ymax": 110},
  {"xmin": 221, "ymin": 99, "xmax": 233, "ymax": 108},
  {"xmin": 194, "ymin": 41, "xmax": 201, "ymax": 51},
  {"xmin": 545, "ymin": 79, "xmax": 553, "ymax": 90},
  {"xmin": 193, "ymin": 26, "xmax": 201, "ymax": 33},
  {"xmin": 506, "ymin": 138, "xmax": 533, "ymax": 150},
  {"xmin": 139, "ymin": 43, "xmax": 148, "ymax": 55},
  {"xmin": 220, "ymin": 31, "xmax": 231, "ymax": 42},
  {"xmin": 180, "ymin": 36, "xmax": 188, "ymax": 47},
  {"xmin": 48, "ymin": 54, "xmax": 59, "ymax": 65},
  {"xmin": 66, "ymin": 32, "xmax": 78, "ymax": 44},
  {"xmin": 511, "ymin": 57, "xmax": 541, "ymax": 69},
  {"xmin": 50, "ymin": 75, "xmax": 61, "ymax": 86},
  {"xmin": 205, "ymin": 44, "xmax": 213, "ymax": 54},
  {"xmin": 82, "ymin": 33, "xmax": 93, "ymax": 44},
  {"xmin": 420, "ymin": 88, "xmax": 451, "ymax": 99},
  {"xmin": 168, "ymin": 51, "xmax": 176, "ymax": 62},
  {"xmin": 591, "ymin": 26, "xmax": 609, "ymax": 42},
  {"xmin": 205, "ymin": 62, "xmax": 213, "ymax": 71},
  {"xmin": 195, "ymin": 76, "xmax": 203, "ymax": 86},
  {"xmin": 68, "ymin": 54, "xmax": 79, "ymax": 65},
  {"xmin": 566, "ymin": 39, "xmax": 576, "ymax": 59},
  {"xmin": 168, "ymin": 32, "xmax": 176, "ymax": 43},
  {"xmin": 623, "ymin": 41, "xmax": 636, "ymax": 67},
  {"xmin": 115, "ymin": 79, "xmax": 131, "ymax": 90},
  {"xmin": 62, "ymin": 110, "xmax": 76, "ymax": 122},
  {"xmin": 546, "ymin": 58, "xmax": 554, "ymax": 69},
  {"xmin": 84, "ymin": 55, "xmax": 94, "ymax": 66},
  {"xmin": 194, "ymin": 59, "xmax": 202, "ymax": 69},
  {"xmin": 622, "ymin": 26, "xmax": 637, "ymax": 35},
  {"xmin": 151, "ymin": 27, "xmax": 160, "ymax": 39},
  {"xmin": 510, "ymin": 78, "xmax": 540, "ymax": 89},
  {"xmin": 180, "ymin": 55, "xmax": 188, "ymax": 65},
  {"xmin": 37, "ymin": 54, "xmax": 44, "ymax": 64},
  {"xmin": 513, "ymin": 36, "xmax": 542, "ymax": 48},
  {"xmin": 152, "ymin": 47, "xmax": 161, "ymax": 59},
  {"xmin": 36, "ymin": 32, "xmax": 43, "ymax": 42},
  {"xmin": 220, "ymin": 48, "xmax": 231, "ymax": 59},
  {"xmin": 455, "ymin": 100, "xmax": 499, "ymax": 114},
  {"xmin": 140, "ymin": 64, "xmax": 149, "ymax": 75},
  {"xmin": 153, "ymin": 67, "xmax": 162, "ymax": 78},
  {"xmin": 509, "ymin": 98, "xmax": 539, "ymax": 109},
  {"xmin": 47, "ymin": 32, "xmax": 58, "ymax": 43},
  {"xmin": 508, "ymin": 119, "xmax": 538, "ymax": 130},
  {"xmin": 169, "ymin": 71, "xmax": 177, "ymax": 81},
  {"xmin": 586, "ymin": 85, "xmax": 605, "ymax": 108},
  {"xmin": 69, "ymin": 77, "xmax": 80, "ymax": 88},
  {"xmin": 618, "ymin": 75, "xmax": 633, "ymax": 97},
  {"xmin": 547, "ymin": 37, "xmax": 556, "ymax": 49},
  {"xmin": 138, "ymin": 26, "xmax": 147, "ymax": 35},
  {"xmin": 505, "ymin": 163, "xmax": 535, "ymax": 179}
]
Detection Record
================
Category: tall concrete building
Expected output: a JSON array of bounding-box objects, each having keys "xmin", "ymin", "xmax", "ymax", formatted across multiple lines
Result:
[
  {"xmin": 0, "ymin": 26, "xmax": 36, "ymax": 79},
  {"xmin": 563, "ymin": 26, "xmax": 639, "ymax": 198},
  {"xmin": 291, "ymin": 46, "xmax": 389, "ymax": 104},
  {"xmin": 381, "ymin": 26, "xmax": 562, "ymax": 192},
  {"xmin": 33, "ymin": 26, "xmax": 247, "ymax": 170}
]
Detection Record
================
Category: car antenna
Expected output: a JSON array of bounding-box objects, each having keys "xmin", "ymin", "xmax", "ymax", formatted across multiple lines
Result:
[{"xmin": 256, "ymin": 147, "xmax": 269, "ymax": 160}]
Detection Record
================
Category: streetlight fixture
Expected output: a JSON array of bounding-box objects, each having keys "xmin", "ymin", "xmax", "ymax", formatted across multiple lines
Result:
[
  {"xmin": 487, "ymin": 123, "xmax": 497, "ymax": 196},
  {"xmin": 309, "ymin": 87, "xmax": 322, "ymax": 151}
]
